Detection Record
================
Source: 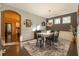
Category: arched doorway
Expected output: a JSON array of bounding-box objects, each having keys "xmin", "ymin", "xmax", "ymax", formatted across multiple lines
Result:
[{"xmin": 1, "ymin": 10, "xmax": 21, "ymax": 43}]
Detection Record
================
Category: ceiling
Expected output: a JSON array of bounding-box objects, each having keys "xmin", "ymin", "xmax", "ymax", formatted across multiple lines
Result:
[{"xmin": 5, "ymin": 3, "xmax": 78, "ymax": 18}]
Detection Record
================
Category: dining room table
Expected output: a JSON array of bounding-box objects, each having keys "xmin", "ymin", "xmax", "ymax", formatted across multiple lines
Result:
[{"xmin": 37, "ymin": 31, "xmax": 53, "ymax": 48}]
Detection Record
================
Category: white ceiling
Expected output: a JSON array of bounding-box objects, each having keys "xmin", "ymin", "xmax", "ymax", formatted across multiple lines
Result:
[{"xmin": 5, "ymin": 3, "xmax": 78, "ymax": 18}]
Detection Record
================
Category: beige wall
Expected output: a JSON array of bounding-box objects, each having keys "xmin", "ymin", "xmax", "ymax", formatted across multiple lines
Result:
[{"xmin": 0, "ymin": 4, "xmax": 45, "ymax": 42}]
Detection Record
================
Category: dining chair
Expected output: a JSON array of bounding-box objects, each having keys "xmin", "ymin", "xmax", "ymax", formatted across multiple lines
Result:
[
  {"xmin": 54, "ymin": 30, "xmax": 59, "ymax": 42},
  {"xmin": 46, "ymin": 30, "xmax": 54, "ymax": 46},
  {"xmin": 36, "ymin": 31, "xmax": 44, "ymax": 48}
]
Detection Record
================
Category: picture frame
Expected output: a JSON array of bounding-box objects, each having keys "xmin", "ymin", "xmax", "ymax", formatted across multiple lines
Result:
[{"xmin": 26, "ymin": 19, "xmax": 32, "ymax": 27}]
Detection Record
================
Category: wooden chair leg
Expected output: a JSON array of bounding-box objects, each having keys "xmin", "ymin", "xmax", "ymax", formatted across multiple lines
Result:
[
  {"xmin": 40, "ymin": 40, "xmax": 42, "ymax": 48},
  {"xmin": 36, "ymin": 39, "xmax": 39, "ymax": 46}
]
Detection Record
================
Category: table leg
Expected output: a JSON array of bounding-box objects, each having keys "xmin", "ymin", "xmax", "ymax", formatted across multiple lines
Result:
[{"xmin": 44, "ymin": 37, "xmax": 46, "ymax": 48}]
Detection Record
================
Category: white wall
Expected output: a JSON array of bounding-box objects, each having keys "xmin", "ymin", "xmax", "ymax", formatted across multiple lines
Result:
[{"xmin": 0, "ymin": 4, "xmax": 45, "ymax": 42}]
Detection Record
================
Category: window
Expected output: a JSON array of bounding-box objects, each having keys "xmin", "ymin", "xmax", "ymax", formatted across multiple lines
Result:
[
  {"xmin": 32, "ymin": 25, "xmax": 41, "ymax": 31},
  {"xmin": 37, "ymin": 25, "xmax": 41, "ymax": 30},
  {"xmin": 54, "ymin": 18, "xmax": 61, "ymax": 24},
  {"xmin": 62, "ymin": 16, "xmax": 71, "ymax": 24}
]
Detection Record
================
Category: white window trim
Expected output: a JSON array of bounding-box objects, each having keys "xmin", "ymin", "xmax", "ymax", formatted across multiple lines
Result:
[
  {"xmin": 62, "ymin": 16, "xmax": 71, "ymax": 24},
  {"xmin": 54, "ymin": 18, "xmax": 61, "ymax": 24}
]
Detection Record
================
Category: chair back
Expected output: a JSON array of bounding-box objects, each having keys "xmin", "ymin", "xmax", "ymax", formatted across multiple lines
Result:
[
  {"xmin": 54, "ymin": 30, "xmax": 59, "ymax": 37},
  {"xmin": 54, "ymin": 30, "xmax": 59, "ymax": 42},
  {"xmin": 36, "ymin": 31, "xmax": 43, "ymax": 40}
]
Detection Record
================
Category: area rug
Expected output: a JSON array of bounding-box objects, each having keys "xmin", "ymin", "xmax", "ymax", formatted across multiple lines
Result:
[{"xmin": 23, "ymin": 39, "xmax": 71, "ymax": 56}]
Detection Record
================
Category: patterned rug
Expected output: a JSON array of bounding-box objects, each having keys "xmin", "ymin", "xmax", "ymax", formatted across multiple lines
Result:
[{"xmin": 23, "ymin": 39, "xmax": 71, "ymax": 56}]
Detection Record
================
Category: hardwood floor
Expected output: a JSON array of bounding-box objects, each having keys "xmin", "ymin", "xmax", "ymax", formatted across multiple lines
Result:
[
  {"xmin": 20, "ymin": 47, "xmax": 30, "ymax": 56},
  {"xmin": 67, "ymin": 37, "xmax": 78, "ymax": 56},
  {"xmin": 3, "ymin": 44, "xmax": 30, "ymax": 56},
  {"xmin": 2, "ymin": 34, "xmax": 30, "ymax": 56}
]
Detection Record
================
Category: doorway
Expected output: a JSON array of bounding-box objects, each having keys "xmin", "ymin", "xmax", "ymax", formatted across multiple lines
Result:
[
  {"xmin": 5, "ymin": 23, "xmax": 12, "ymax": 43},
  {"xmin": 1, "ymin": 10, "xmax": 21, "ymax": 43}
]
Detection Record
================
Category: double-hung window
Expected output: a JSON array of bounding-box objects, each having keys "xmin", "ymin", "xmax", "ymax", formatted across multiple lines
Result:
[
  {"xmin": 62, "ymin": 16, "xmax": 71, "ymax": 24},
  {"xmin": 54, "ymin": 18, "xmax": 61, "ymax": 24}
]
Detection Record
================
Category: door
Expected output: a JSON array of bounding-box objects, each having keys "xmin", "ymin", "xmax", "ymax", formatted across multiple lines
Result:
[{"xmin": 5, "ymin": 23, "xmax": 12, "ymax": 43}]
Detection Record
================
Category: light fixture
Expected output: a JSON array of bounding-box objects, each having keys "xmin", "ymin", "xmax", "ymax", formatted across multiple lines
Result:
[
  {"xmin": 47, "ymin": 9, "xmax": 53, "ymax": 27},
  {"xmin": 48, "ymin": 9, "xmax": 52, "ymax": 18}
]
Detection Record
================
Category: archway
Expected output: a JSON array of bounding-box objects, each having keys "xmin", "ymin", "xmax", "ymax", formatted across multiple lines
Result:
[{"xmin": 1, "ymin": 10, "xmax": 21, "ymax": 43}]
